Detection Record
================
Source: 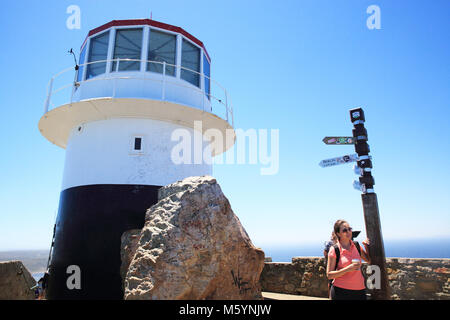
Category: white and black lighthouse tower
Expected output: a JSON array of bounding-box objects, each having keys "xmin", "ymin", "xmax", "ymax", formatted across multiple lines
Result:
[{"xmin": 39, "ymin": 19, "xmax": 235, "ymax": 299}]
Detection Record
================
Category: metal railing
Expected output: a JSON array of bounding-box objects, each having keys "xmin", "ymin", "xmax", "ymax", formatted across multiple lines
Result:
[{"xmin": 44, "ymin": 59, "xmax": 234, "ymax": 127}]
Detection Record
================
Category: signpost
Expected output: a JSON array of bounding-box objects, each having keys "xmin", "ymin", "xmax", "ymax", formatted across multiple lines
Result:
[
  {"xmin": 320, "ymin": 108, "xmax": 390, "ymax": 300},
  {"xmin": 349, "ymin": 108, "xmax": 389, "ymax": 300},
  {"xmin": 318, "ymin": 154, "xmax": 358, "ymax": 168},
  {"xmin": 322, "ymin": 136, "xmax": 354, "ymax": 145}
]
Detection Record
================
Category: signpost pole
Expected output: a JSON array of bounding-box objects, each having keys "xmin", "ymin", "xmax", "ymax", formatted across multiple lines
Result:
[
  {"xmin": 361, "ymin": 192, "xmax": 390, "ymax": 300},
  {"xmin": 349, "ymin": 108, "xmax": 390, "ymax": 300}
]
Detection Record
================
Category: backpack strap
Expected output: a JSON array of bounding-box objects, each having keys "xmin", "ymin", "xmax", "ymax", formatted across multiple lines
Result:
[
  {"xmin": 354, "ymin": 241, "xmax": 361, "ymax": 257},
  {"xmin": 332, "ymin": 244, "xmax": 340, "ymax": 270},
  {"xmin": 333, "ymin": 242, "xmax": 362, "ymax": 272}
]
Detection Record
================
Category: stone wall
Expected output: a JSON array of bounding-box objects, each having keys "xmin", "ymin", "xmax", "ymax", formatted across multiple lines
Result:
[{"xmin": 260, "ymin": 257, "xmax": 450, "ymax": 300}]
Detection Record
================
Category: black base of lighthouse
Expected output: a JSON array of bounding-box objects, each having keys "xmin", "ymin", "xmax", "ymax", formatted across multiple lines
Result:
[{"xmin": 46, "ymin": 184, "xmax": 161, "ymax": 300}]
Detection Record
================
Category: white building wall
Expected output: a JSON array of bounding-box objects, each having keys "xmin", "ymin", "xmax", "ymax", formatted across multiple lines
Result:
[{"xmin": 61, "ymin": 118, "xmax": 212, "ymax": 190}]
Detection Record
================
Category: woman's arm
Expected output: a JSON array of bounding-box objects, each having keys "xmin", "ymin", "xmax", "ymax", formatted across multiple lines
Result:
[
  {"xmin": 360, "ymin": 248, "xmax": 370, "ymax": 264},
  {"xmin": 326, "ymin": 252, "xmax": 360, "ymax": 279},
  {"xmin": 361, "ymin": 238, "xmax": 371, "ymax": 264}
]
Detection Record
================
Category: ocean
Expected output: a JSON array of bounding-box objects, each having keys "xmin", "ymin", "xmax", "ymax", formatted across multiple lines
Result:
[
  {"xmin": 33, "ymin": 272, "xmax": 45, "ymax": 282},
  {"xmin": 261, "ymin": 238, "xmax": 450, "ymax": 262}
]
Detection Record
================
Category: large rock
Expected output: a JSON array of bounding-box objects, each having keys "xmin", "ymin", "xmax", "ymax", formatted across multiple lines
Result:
[
  {"xmin": 0, "ymin": 261, "xmax": 36, "ymax": 300},
  {"xmin": 122, "ymin": 176, "xmax": 265, "ymax": 300},
  {"xmin": 120, "ymin": 229, "xmax": 141, "ymax": 290}
]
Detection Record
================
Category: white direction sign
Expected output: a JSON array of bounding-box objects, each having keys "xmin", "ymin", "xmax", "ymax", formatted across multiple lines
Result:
[
  {"xmin": 319, "ymin": 154, "xmax": 358, "ymax": 168},
  {"xmin": 353, "ymin": 180, "xmax": 365, "ymax": 192}
]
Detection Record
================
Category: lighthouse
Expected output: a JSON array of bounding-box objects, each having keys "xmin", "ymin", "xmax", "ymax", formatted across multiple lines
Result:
[{"xmin": 39, "ymin": 19, "xmax": 235, "ymax": 299}]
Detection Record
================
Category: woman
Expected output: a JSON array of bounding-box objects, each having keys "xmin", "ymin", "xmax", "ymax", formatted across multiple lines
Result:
[{"xmin": 326, "ymin": 219, "xmax": 371, "ymax": 300}]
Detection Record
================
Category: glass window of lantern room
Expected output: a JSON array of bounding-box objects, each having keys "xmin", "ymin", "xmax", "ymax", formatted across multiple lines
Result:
[
  {"xmin": 203, "ymin": 54, "xmax": 210, "ymax": 100},
  {"xmin": 77, "ymin": 45, "xmax": 87, "ymax": 82},
  {"xmin": 147, "ymin": 29, "xmax": 176, "ymax": 76},
  {"xmin": 112, "ymin": 28, "xmax": 143, "ymax": 71},
  {"xmin": 181, "ymin": 39, "xmax": 200, "ymax": 87},
  {"xmin": 86, "ymin": 31, "xmax": 110, "ymax": 79}
]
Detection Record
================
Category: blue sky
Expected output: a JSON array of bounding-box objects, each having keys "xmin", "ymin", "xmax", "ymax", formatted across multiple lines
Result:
[{"xmin": 0, "ymin": 0, "xmax": 449, "ymax": 251}]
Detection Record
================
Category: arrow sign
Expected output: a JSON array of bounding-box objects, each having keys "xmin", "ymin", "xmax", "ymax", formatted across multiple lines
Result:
[
  {"xmin": 353, "ymin": 180, "xmax": 366, "ymax": 192},
  {"xmin": 353, "ymin": 164, "xmax": 363, "ymax": 175},
  {"xmin": 323, "ymin": 136, "xmax": 355, "ymax": 145},
  {"xmin": 319, "ymin": 154, "xmax": 358, "ymax": 168}
]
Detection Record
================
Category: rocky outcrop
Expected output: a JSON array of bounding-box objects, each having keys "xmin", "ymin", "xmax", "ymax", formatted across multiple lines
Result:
[
  {"xmin": 0, "ymin": 261, "xmax": 36, "ymax": 300},
  {"xmin": 120, "ymin": 229, "xmax": 141, "ymax": 291},
  {"xmin": 122, "ymin": 176, "xmax": 265, "ymax": 300}
]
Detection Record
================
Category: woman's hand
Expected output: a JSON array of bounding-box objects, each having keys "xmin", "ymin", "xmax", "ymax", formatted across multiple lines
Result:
[
  {"xmin": 345, "ymin": 261, "xmax": 361, "ymax": 272},
  {"xmin": 362, "ymin": 238, "xmax": 370, "ymax": 247}
]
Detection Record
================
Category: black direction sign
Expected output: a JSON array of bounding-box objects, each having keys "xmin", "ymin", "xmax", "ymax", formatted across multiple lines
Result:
[{"xmin": 322, "ymin": 136, "xmax": 355, "ymax": 145}]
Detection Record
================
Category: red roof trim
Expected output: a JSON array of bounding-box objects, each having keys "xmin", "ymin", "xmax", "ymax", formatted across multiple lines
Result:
[{"xmin": 81, "ymin": 19, "xmax": 211, "ymax": 62}]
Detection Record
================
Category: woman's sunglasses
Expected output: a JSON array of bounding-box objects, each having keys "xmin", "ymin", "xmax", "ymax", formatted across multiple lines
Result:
[{"xmin": 341, "ymin": 227, "xmax": 353, "ymax": 233}]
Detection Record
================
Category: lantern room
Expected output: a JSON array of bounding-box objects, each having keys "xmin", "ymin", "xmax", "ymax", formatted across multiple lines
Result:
[{"xmin": 39, "ymin": 19, "xmax": 234, "ymax": 155}]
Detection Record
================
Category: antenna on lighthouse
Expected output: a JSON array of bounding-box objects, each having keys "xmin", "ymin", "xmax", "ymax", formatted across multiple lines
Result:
[
  {"xmin": 68, "ymin": 48, "xmax": 78, "ymax": 70},
  {"xmin": 150, "ymin": 11, "xmax": 152, "ymax": 20}
]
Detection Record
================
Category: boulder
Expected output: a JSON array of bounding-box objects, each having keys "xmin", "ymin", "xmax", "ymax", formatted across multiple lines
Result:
[
  {"xmin": 120, "ymin": 229, "xmax": 141, "ymax": 291},
  {"xmin": 0, "ymin": 261, "xmax": 36, "ymax": 300},
  {"xmin": 122, "ymin": 176, "xmax": 265, "ymax": 300}
]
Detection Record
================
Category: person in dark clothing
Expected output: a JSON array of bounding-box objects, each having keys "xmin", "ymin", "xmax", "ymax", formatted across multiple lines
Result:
[{"xmin": 38, "ymin": 272, "xmax": 49, "ymax": 300}]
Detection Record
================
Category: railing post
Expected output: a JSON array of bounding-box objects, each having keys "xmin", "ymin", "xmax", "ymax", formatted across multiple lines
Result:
[
  {"xmin": 112, "ymin": 59, "xmax": 120, "ymax": 98},
  {"xmin": 44, "ymin": 78, "xmax": 54, "ymax": 114},
  {"xmin": 70, "ymin": 67, "xmax": 78, "ymax": 105},
  {"xmin": 201, "ymin": 69, "xmax": 205, "ymax": 112},
  {"xmin": 225, "ymin": 90, "xmax": 229, "ymax": 123},
  {"xmin": 202, "ymin": 72, "xmax": 205, "ymax": 112},
  {"xmin": 162, "ymin": 61, "xmax": 166, "ymax": 100},
  {"xmin": 113, "ymin": 77, "xmax": 117, "ymax": 98},
  {"xmin": 231, "ymin": 109, "xmax": 234, "ymax": 128}
]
